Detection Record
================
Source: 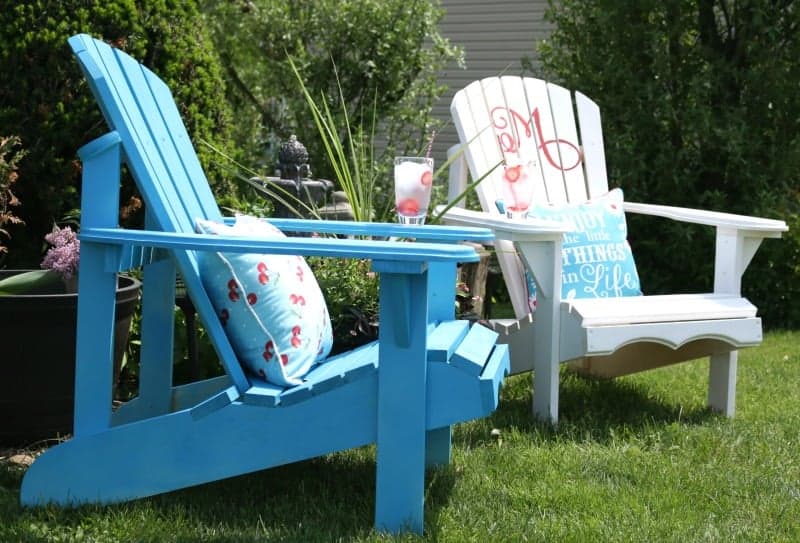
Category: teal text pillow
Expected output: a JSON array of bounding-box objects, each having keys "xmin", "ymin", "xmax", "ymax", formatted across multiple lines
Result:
[
  {"xmin": 525, "ymin": 188, "xmax": 642, "ymax": 304},
  {"xmin": 196, "ymin": 215, "xmax": 333, "ymax": 387}
]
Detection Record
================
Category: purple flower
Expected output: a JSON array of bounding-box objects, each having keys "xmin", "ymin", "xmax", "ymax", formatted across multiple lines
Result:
[{"xmin": 40, "ymin": 225, "xmax": 80, "ymax": 280}]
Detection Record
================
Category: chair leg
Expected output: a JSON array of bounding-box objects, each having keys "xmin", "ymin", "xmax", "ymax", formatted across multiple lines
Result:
[
  {"xmin": 374, "ymin": 272, "xmax": 429, "ymax": 534},
  {"xmin": 708, "ymin": 351, "xmax": 737, "ymax": 417},
  {"xmin": 73, "ymin": 253, "xmax": 118, "ymax": 437},
  {"xmin": 137, "ymin": 258, "xmax": 177, "ymax": 417},
  {"xmin": 532, "ymin": 353, "xmax": 559, "ymax": 425},
  {"xmin": 531, "ymin": 302, "xmax": 560, "ymax": 425},
  {"xmin": 423, "ymin": 262, "xmax": 454, "ymax": 468},
  {"xmin": 425, "ymin": 426, "xmax": 452, "ymax": 468},
  {"xmin": 515, "ymin": 238, "xmax": 563, "ymax": 425}
]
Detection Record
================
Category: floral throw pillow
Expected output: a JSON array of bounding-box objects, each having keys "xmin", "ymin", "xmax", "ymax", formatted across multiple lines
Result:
[
  {"xmin": 195, "ymin": 215, "xmax": 333, "ymax": 387},
  {"xmin": 525, "ymin": 188, "xmax": 642, "ymax": 303}
]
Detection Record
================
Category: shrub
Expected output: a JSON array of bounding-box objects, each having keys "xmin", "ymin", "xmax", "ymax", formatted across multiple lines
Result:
[
  {"xmin": 201, "ymin": 0, "xmax": 462, "ymax": 210},
  {"xmin": 200, "ymin": 0, "xmax": 463, "ymax": 339},
  {"xmin": 0, "ymin": 0, "xmax": 236, "ymax": 267},
  {"xmin": 307, "ymin": 257, "xmax": 379, "ymax": 355},
  {"xmin": 538, "ymin": 0, "xmax": 800, "ymax": 328}
]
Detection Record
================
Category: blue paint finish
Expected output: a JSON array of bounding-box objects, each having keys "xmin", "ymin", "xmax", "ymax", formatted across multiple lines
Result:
[
  {"xmin": 423, "ymin": 261, "xmax": 459, "ymax": 468},
  {"xmin": 480, "ymin": 345, "xmax": 511, "ymax": 412},
  {"xmin": 80, "ymin": 228, "xmax": 479, "ymax": 264},
  {"xmin": 136, "ymin": 258, "xmax": 177, "ymax": 418},
  {"xmin": 20, "ymin": 34, "xmax": 508, "ymax": 537},
  {"xmin": 241, "ymin": 385, "xmax": 283, "ymax": 408},
  {"xmin": 189, "ymin": 386, "xmax": 239, "ymax": 420},
  {"xmin": 73, "ymin": 245, "xmax": 119, "ymax": 437},
  {"xmin": 451, "ymin": 324, "xmax": 500, "ymax": 376},
  {"xmin": 425, "ymin": 426, "xmax": 452, "ymax": 468},
  {"xmin": 427, "ymin": 321, "xmax": 470, "ymax": 362},
  {"xmin": 375, "ymin": 272, "xmax": 429, "ymax": 533}
]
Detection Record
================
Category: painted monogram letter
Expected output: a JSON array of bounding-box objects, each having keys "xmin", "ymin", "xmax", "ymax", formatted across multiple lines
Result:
[{"xmin": 490, "ymin": 106, "xmax": 581, "ymax": 171}]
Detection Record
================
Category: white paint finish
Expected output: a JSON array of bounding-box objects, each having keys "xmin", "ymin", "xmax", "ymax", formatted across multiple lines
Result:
[
  {"xmin": 443, "ymin": 74, "xmax": 788, "ymax": 425},
  {"xmin": 567, "ymin": 293, "xmax": 757, "ymax": 327},
  {"xmin": 708, "ymin": 352, "xmax": 737, "ymax": 416},
  {"xmin": 544, "ymin": 82, "xmax": 587, "ymax": 202},
  {"xmin": 574, "ymin": 91, "xmax": 609, "ymax": 197},
  {"xmin": 571, "ymin": 318, "xmax": 762, "ymax": 359},
  {"xmin": 624, "ymin": 202, "xmax": 789, "ymax": 233},
  {"xmin": 433, "ymin": 205, "xmax": 568, "ymax": 240}
]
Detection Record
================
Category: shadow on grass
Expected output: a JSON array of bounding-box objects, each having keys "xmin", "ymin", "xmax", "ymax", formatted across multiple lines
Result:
[
  {"xmin": 2, "ymin": 441, "xmax": 457, "ymax": 542},
  {"xmin": 1, "ymin": 371, "xmax": 719, "ymax": 540},
  {"xmin": 461, "ymin": 368, "xmax": 718, "ymax": 446}
]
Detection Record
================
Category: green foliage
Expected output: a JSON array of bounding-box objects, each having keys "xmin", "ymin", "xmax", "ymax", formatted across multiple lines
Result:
[
  {"xmin": 0, "ymin": 0, "xmax": 236, "ymax": 267},
  {"xmin": 0, "ymin": 269, "xmax": 64, "ymax": 296},
  {"xmin": 538, "ymin": 0, "xmax": 800, "ymax": 327},
  {"xmin": 289, "ymin": 56, "xmax": 392, "ymax": 222},
  {"xmin": 307, "ymin": 257, "xmax": 379, "ymax": 354},
  {"xmin": 0, "ymin": 136, "xmax": 25, "ymax": 259},
  {"xmin": 201, "ymin": 0, "xmax": 462, "ymax": 203}
]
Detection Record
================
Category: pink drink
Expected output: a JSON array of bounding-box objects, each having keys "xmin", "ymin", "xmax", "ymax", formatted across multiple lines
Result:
[
  {"xmin": 394, "ymin": 157, "xmax": 434, "ymax": 224},
  {"xmin": 500, "ymin": 158, "xmax": 535, "ymax": 218}
]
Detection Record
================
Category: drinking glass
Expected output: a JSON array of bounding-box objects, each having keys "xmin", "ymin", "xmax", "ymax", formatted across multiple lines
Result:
[
  {"xmin": 500, "ymin": 158, "xmax": 535, "ymax": 219},
  {"xmin": 394, "ymin": 156, "xmax": 434, "ymax": 225}
]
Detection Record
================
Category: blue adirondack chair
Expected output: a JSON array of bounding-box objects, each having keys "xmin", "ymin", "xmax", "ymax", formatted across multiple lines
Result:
[{"xmin": 20, "ymin": 34, "xmax": 510, "ymax": 535}]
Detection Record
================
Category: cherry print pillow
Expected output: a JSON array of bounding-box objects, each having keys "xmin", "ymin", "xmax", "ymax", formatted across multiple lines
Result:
[{"xmin": 195, "ymin": 215, "xmax": 333, "ymax": 387}]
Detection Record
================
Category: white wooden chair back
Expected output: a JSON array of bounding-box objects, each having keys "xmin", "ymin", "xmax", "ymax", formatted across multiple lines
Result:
[
  {"xmin": 450, "ymin": 76, "xmax": 612, "ymax": 318},
  {"xmin": 446, "ymin": 76, "xmax": 787, "ymax": 424}
]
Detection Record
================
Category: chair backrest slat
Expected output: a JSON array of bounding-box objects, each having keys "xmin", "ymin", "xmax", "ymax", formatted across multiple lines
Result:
[
  {"xmin": 452, "ymin": 75, "xmax": 609, "ymax": 212},
  {"xmin": 70, "ymin": 34, "xmax": 250, "ymax": 392},
  {"xmin": 79, "ymin": 36, "xmax": 222, "ymax": 231},
  {"xmin": 544, "ymin": 81, "xmax": 588, "ymax": 202},
  {"xmin": 452, "ymin": 78, "xmax": 502, "ymax": 213},
  {"xmin": 141, "ymin": 67, "xmax": 224, "ymax": 221},
  {"xmin": 575, "ymin": 91, "xmax": 610, "ymax": 198},
  {"xmin": 499, "ymin": 76, "xmax": 551, "ymax": 204}
]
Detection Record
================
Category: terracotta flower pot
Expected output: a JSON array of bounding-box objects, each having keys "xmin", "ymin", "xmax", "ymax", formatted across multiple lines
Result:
[{"xmin": 0, "ymin": 271, "xmax": 141, "ymax": 444}]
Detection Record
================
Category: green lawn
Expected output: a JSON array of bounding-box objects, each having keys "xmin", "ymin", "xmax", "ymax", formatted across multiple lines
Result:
[{"xmin": 2, "ymin": 331, "xmax": 798, "ymax": 542}]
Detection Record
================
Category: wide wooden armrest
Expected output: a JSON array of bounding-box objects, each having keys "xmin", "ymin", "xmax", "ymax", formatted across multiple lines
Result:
[
  {"xmin": 624, "ymin": 202, "xmax": 788, "ymax": 237},
  {"xmin": 224, "ymin": 216, "xmax": 495, "ymax": 244},
  {"xmin": 434, "ymin": 205, "xmax": 569, "ymax": 243},
  {"xmin": 79, "ymin": 227, "xmax": 481, "ymax": 264}
]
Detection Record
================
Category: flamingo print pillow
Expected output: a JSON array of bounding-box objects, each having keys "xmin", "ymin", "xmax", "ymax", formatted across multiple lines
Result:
[
  {"xmin": 196, "ymin": 215, "xmax": 333, "ymax": 387},
  {"xmin": 526, "ymin": 188, "xmax": 642, "ymax": 302}
]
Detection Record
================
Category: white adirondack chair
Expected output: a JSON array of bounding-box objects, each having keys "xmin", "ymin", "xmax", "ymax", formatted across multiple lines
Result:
[{"xmin": 437, "ymin": 76, "xmax": 788, "ymax": 424}]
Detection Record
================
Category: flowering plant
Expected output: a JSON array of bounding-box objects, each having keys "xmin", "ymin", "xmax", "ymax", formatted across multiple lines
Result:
[
  {"xmin": 0, "ymin": 225, "xmax": 80, "ymax": 295},
  {"xmin": 40, "ymin": 225, "xmax": 80, "ymax": 280}
]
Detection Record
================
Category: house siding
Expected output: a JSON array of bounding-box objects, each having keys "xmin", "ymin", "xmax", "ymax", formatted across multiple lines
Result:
[{"xmin": 431, "ymin": 0, "xmax": 554, "ymax": 167}]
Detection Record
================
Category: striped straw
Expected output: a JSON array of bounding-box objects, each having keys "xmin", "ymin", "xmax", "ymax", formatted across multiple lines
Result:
[{"xmin": 425, "ymin": 130, "xmax": 436, "ymax": 159}]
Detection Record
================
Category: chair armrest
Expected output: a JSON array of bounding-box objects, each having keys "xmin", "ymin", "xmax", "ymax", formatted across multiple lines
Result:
[
  {"xmin": 260, "ymin": 217, "xmax": 495, "ymax": 244},
  {"xmin": 79, "ymin": 227, "xmax": 482, "ymax": 264},
  {"xmin": 433, "ymin": 205, "xmax": 569, "ymax": 243},
  {"xmin": 222, "ymin": 215, "xmax": 494, "ymax": 243},
  {"xmin": 625, "ymin": 202, "xmax": 788, "ymax": 293},
  {"xmin": 624, "ymin": 202, "xmax": 788, "ymax": 237}
]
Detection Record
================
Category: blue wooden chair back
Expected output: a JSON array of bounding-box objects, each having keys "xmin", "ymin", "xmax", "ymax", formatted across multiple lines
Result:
[
  {"xmin": 20, "ymin": 35, "xmax": 511, "ymax": 535},
  {"xmin": 69, "ymin": 34, "xmax": 250, "ymax": 390},
  {"xmin": 70, "ymin": 35, "xmax": 221, "ymax": 229}
]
